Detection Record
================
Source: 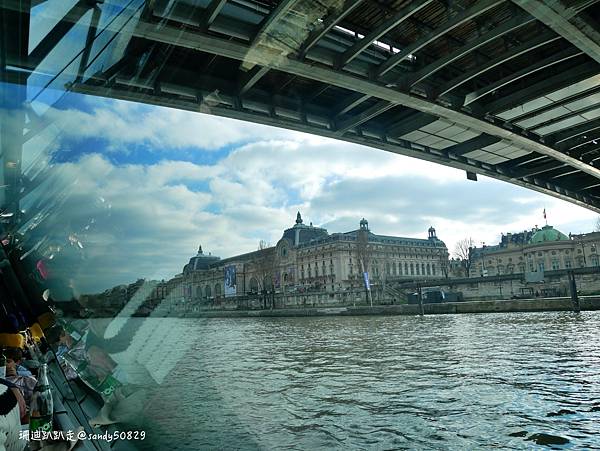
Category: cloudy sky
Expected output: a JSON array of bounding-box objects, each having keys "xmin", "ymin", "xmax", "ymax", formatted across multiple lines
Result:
[{"xmin": 19, "ymin": 93, "xmax": 598, "ymax": 294}]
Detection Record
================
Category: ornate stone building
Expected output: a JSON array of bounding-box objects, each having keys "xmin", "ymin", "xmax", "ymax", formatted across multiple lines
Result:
[
  {"xmin": 182, "ymin": 213, "xmax": 449, "ymax": 304},
  {"xmin": 468, "ymin": 225, "xmax": 600, "ymax": 278}
]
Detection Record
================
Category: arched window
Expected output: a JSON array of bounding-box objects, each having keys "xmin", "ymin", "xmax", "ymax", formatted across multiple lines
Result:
[
  {"xmin": 426, "ymin": 264, "xmax": 431, "ymax": 275},
  {"xmin": 214, "ymin": 283, "xmax": 221, "ymax": 297},
  {"xmin": 410, "ymin": 263, "xmax": 414, "ymax": 275},
  {"xmin": 196, "ymin": 286, "xmax": 202, "ymax": 299},
  {"xmin": 205, "ymin": 285, "xmax": 211, "ymax": 299},
  {"xmin": 263, "ymin": 275, "xmax": 273, "ymax": 290},
  {"xmin": 393, "ymin": 262, "xmax": 397, "ymax": 275},
  {"xmin": 421, "ymin": 263, "xmax": 425, "ymax": 275}
]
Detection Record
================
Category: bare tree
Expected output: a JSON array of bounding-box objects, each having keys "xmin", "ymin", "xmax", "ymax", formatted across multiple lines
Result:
[
  {"xmin": 454, "ymin": 237, "xmax": 475, "ymax": 277},
  {"xmin": 255, "ymin": 240, "xmax": 276, "ymax": 308}
]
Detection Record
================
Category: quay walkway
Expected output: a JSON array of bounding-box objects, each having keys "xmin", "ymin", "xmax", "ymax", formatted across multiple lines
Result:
[{"xmin": 177, "ymin": 296, "xmax": 600, "ymax": 318}]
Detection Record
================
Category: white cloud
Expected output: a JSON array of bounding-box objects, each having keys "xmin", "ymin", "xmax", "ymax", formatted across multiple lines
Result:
[
  {"xmin": 50, "ymin": 99, "xmax": 310, "ymax": 151},
  {"xmin": 19, "ymin": 100, "xmax": 599, "ymax": 293}
]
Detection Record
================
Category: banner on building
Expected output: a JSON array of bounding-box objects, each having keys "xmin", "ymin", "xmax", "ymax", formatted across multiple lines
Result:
[{"xmin": 224, "ymin": 265, "xmax": 237, "ymax": 297}]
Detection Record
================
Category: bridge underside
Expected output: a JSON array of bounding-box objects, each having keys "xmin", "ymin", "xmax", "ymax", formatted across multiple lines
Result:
[{"xmin": 2, "ymin": 0, "xmax": 600, "ymax": 214}]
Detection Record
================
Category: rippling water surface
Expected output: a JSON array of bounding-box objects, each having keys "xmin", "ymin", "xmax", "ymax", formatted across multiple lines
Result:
[{"xmin": 139, "ymin": 312, "xmax": 600, "ymax": 449}]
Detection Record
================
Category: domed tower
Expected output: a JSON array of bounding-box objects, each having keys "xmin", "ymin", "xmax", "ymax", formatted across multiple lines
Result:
[
  {"xmin": 281, "ymin": 212, "xmax": 328, "ymax": 246},
  {"xmin": 182, "ymin": 244, "xmax": 220, "ymax": 274},
  {"xmin": 528, "ymin": 225, "xmax": 569, "ymax": 243},
  {"xmin": 360, "ymin": 218, "xmax": 369, "ymax": 231}
]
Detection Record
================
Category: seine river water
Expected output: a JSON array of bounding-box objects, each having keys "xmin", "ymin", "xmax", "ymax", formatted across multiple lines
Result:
[{"xmin": 137, "ymin": 312, "xmax": 600, "ymax": 449}]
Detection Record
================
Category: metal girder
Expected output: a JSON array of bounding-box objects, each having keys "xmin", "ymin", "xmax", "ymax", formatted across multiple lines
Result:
[
  {"xmin": 200, "ymin": 0, "xmax": 227, "ymax": 30},
  {"xmin": 375, "ymin": 0, "xmax": 504, "ymax": 78},
  {"xmin": 561, "ymin": 130, "xmax": 600, "ymax": 153},
  {"xmin": 552, "ymin": 167, "xmax": 580, "ymax": 179},
  {"xmin": 252, "ymin": 0, "xmax": 298, "ymax": 44},
  {"xmin": 513, "ymin": 160, "xmax": 565, "ymax": 178},
  {"xmin": 298, "ymin": 0, "xmax": 366, "ymax": 58},
  {"xmin": 130, "ymin": 20, "xmax": 600, "ymax": 181},
  {"xmin": 386, "ymin": 112, "xmax": 437, "ymax": 138},
  {"xmin": 529, "ymin": 102, "xmax": 600, "ymax": 135},
  {"xmin": 337, "ymin": 0, "xmax": 433, "ymax": 67},
  {"xmin": 335, "ymin": 100, "xmax": 394, "ymax": 133},
  {"xmin": 444, "ymin": 134, "xmax": 501, "ymax": 156},
  {"xmin": 549, "ymin": 117, "xmax": 600, "ymax": 145},
  {"xmin": 514, "ymin": 83, "xmax": 600, "ymax": 127},
  {"xmin": 438, "ymin": 33, "xmax": 560, "ymax": 97},
  {"xmin": 464, "ymin": 48, "xmax": 582, "ymax": 106},
  {"xmin": 512, "ymin": 0, "xmax": 600, "ymax": 64},
  {"xmin": 582, "ymin": 181, "xmax": 600, "ymax": 190},
  {"xmin": 333, "ymin": 93, "xmax": 371, "ymax": 116},
  {"xmin": 481, "ymin": 61, "xmax": 599, "ymax": 114},
  {"xmin": 408, "ymin": 14, "xmax": 535, "ymax": 88},
  {"xmin": 239, "ymin": 65, "xmax": 269, "ymax": 95},
  {"xmin": 70, "ymin": 82, "xmax": 600, "ymax": 212},
  {"xmin": 27, "ymin": 0, "xmax": 93, "ymax": 68},
  {"xmin": 505, "ymin": 153, "xmax": 546, "ymax": 168}
]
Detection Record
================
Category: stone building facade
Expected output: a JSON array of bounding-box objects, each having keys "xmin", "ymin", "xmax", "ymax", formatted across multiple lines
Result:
[
  {"xmin": 182, "ymin": 213, "xmax": 449, "ymax": 304},
  {"xmin": 468, "ymin": 225, "xmax": 600, "ymax": 278}
]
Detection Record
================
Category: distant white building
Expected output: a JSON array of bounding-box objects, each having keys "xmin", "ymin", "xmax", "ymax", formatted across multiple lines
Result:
[{"xmin": 469, "ymin": 225, "xmax": 600, "ymax": 278}]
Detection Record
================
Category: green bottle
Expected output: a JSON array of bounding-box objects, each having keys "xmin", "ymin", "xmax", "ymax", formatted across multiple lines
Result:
[{"xmin": 29, "ymin": 363, "xmax": 53, "ymax": 433}]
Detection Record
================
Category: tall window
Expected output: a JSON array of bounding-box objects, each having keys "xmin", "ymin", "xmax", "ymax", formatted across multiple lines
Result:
[
  {"xmin": 410, "ymin": 263, "xmax": 414, "ymax": 275},
  {"xmin": 551, "ymin": 260, "xmax": 560, "ymax": 270}
]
